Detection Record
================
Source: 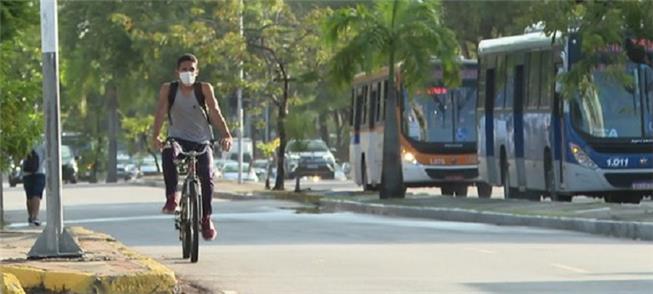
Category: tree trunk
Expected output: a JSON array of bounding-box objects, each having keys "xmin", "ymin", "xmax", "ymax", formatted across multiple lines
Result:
[
  {"xmin": 106, "ymin": 85, "xmax": 118, "ymax": 183},
  {"xmin": 318, "ymin": 112, "xmax": 329, "ymax": 146},
  {"xmin": 380, "ymin": 51, "xmax": 405, "ymax": 199},
  {"xmin": 251, "ymin": 119, "xmax": 258, "ymax": 166},
  {"xmin": 273, "ymin": 80, "xmax": 289, "ymax": 190},
  {"xmin": 332, "ymin": 110, "xmax": 347, "ymax": 162}
]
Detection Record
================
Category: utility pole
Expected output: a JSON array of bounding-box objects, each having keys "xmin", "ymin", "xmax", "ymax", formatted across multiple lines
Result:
[
  {"xmin": 29, "ymin": 0, "xmax": 82, "ymax": 258},
  {"xmin": 237, "ymin": 0, "xmax": 244, "ymax": 184}
]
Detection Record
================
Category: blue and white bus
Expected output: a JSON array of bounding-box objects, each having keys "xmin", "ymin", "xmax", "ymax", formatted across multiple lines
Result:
[{"xmin": 477, "ymin": 32, "xmax": 653, "ymax": 203}]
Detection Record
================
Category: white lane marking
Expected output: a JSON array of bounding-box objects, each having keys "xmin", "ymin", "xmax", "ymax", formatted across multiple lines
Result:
[
  {"xmin": 463, "ymin": 247, "xmax": 496, "ymax": 254},
  {"xmin": 222, "ymin": 291, "xmax": 239, "ymax": 294},
  {"xmin": 574, "ymin": 207, "xmax": 610, "ymax": 214},
  {"xmin": 551, "ymin": 263, "xmax": 590, "ymax": 274},
  {"xmin": 6, "ymin": 215, "xmax": 175, "ymax": 228}
]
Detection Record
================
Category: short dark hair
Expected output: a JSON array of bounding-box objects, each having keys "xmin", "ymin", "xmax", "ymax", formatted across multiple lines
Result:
[{"xmin": 177, "ymin": 53, "xmax": 198, "ymax": 69}]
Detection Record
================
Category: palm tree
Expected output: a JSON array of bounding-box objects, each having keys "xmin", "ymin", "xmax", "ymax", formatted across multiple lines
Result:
[{"xmin": 324, "ymin": 0, "xmax": 460, "ymax": 199}]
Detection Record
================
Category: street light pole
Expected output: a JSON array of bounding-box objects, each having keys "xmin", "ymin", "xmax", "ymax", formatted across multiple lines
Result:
[
  {"xmin": 29, "ymin": 0, "xmax": 82, "ymax": 258},
  {"xmin": 237, "ymin": 0, "xmax": 244, "ymax": 184}
]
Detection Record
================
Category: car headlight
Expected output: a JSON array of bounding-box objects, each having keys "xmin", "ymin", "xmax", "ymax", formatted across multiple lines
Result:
[
  {"xmin": 570, "ymin": 143, "xmax": 597, "ymax": 169},
  {"xmin": 402, "ymin": 151, "xmax": 417, "ymax": 165}
]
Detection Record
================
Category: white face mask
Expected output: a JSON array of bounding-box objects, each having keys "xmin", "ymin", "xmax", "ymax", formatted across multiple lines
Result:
[{"xmin": 179, "ymin": 71, "xmax": 196, "ymax": 86}]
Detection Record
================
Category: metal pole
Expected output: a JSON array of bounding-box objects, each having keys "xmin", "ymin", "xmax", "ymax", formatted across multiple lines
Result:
[
  {"xmin": 29, "ymin": 0, "xmax": 82, "ymax": 258},
  {"xmin": 237, "ymin": 0, "xmax": 244, "ymax": 184}
]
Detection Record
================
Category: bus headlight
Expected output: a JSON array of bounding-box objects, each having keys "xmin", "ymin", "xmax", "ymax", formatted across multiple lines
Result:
[
  {"xmin": 570, "ymin": 143, "xmax": 598, "ymax": 169},
  {"xmin": 403, "ymin": 152, "xmax": 417, "ymax": 165}
]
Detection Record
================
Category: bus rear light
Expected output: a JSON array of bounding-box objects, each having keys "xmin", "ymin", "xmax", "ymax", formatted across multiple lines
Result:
[{"xmin": 570, "ymin": 143, "xmax": 598, "ymax": 169}]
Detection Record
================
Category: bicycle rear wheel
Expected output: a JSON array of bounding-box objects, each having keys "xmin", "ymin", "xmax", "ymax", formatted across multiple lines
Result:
[{"xmin": 189, "ymin": 181, "xmax": 200, "ymax": 263}]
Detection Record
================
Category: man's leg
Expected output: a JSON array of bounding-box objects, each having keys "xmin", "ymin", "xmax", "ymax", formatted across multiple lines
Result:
[
  {"xmin": 161, "ymin": 147, "xmax": 180, "ymax": 213},
  {"xmin": 28, "ymin": 197, "xmax": 41, "ymax": 226},
  {"xmin": 197, "ymin": 147, "xmax": 216, "ymax": 240},
  {"xmin": 197, "ymin": 149, "xmax": 214, "ymax": 217}
]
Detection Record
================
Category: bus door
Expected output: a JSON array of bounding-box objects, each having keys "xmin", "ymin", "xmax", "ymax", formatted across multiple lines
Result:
[{"xmin": 513, "ymin": 63, "xmax": 527, "ymax": 189}]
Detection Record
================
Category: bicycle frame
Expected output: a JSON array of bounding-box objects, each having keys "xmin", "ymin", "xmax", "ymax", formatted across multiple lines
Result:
[{"xmin": 166, "ymin": 139, "xmax": 212, "ymax": 263}]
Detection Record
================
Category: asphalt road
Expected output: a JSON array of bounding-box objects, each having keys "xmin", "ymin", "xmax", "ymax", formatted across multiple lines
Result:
[{"xmin": 2, "ymin": 184, "xmax": 652, "ymax": 293}]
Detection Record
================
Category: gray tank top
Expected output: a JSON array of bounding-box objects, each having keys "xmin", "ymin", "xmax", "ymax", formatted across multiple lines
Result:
[{"xmin": 167, "ymin": 87, "xmax": 213, "ymax": 143}]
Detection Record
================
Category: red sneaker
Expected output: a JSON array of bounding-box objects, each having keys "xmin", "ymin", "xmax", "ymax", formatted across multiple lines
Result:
[
  {"xmin": 201, "ymin": 216, "xmax": 217, "ymax": 241},
  {"xmin": 161, "ymin": 197, "xmax": 178, "ymax": 214}
]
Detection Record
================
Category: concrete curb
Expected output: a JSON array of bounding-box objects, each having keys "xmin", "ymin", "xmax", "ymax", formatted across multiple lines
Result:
[
  {"xmin": 1, "ymin": 272, "xmax": 26, "ymax": 294},
  {"xmin": 321, "ymin": 199, "xmax": 653, "ymax": 241},
  {"xmin": 0, "ymin": 227, "xmax": 176, "ymax": 294}
]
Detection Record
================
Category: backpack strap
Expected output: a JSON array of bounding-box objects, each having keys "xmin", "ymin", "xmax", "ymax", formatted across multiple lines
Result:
[
  {"xmin": 167, "ymin": 81, "xmax": 179, "ymax": 125},
  {"xmin": 193, "ymin": 82, "xmax": 211, "ymax": 125}
]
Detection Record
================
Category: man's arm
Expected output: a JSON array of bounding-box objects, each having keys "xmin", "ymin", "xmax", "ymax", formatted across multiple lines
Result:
[
  {"xmin": 150, "ymin": 83, "xmax": 170, "ymax": 149},
  {"xmin": 202, "ymin": 83, "xmax": 231, "ymax": 138}
]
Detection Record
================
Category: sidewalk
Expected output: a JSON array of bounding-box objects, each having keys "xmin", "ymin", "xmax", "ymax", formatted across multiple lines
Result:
[{"xmin": 0, "ymin": 227, "xmax": 176, "ymax": 294}]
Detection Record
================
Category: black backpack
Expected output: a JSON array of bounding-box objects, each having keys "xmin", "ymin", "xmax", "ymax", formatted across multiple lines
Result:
[
  {"xmin": 22, "ymin": 149, "xmax": 39, "ymax": 173},
  {"xmin": 167, "ymin": 81, "xmax": 210, "ymax": 125}
]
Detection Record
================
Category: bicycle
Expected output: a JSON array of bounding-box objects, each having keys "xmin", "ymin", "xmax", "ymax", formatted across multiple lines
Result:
[{"xmin": 165, "ymin": 138, "xmax": 213, "ymax": 263}]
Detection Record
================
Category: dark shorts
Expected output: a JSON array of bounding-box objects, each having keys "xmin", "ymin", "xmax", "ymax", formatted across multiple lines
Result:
[{"xmin": 23, "ymin": 174, "xmax": 45, "ymax": 199}]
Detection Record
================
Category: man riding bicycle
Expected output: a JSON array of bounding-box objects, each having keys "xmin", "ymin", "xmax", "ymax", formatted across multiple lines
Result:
[{"xmin": 151, "ymin": 53, "xmax": 232, "ymax": 241}]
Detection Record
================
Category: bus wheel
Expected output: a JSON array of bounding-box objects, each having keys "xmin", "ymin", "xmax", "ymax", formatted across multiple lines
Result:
[
  {"xmin": 477, "ymin": 182, "xmax": 492, "ymax": 198},
  {"xmin": 453, "ymin": 184, "xmax": 468, "ymax": 197},
  {"xmin": 545, "ymin": 157, "xmax": 571, "ymax": 202},
  {"xmin": 440, "ymin": 184, "xmax": 455, "ymax": 196}
]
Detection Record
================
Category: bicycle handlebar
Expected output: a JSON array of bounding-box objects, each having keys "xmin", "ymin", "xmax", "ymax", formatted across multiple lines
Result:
[{"xmin": 164, "ymin": 138, "xmax": 214, "ymax": 158}]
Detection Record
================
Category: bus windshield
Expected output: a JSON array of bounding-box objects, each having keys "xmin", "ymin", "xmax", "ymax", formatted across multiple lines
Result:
[
  {"xmin": 403, "ymin": 78, "xmax": 477, "ymax": 143},
  {"xmin": 571, "ymin": 63, "xmax": 653, "ymax": 139}
]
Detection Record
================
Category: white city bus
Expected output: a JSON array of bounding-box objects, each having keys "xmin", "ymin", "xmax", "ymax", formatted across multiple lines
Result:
[
  {"xmin": 477, "ymin": 32, "xmax": 653, "ymax": 203},
  {"xmin": 349, "ymin": 59, "xmax": 492, "ymax": 197}
]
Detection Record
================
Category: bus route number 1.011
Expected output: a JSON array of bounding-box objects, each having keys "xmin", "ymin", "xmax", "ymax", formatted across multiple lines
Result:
[{"xmin": 607, "ymin": 158, "xmax": 629, "ymax": 168}]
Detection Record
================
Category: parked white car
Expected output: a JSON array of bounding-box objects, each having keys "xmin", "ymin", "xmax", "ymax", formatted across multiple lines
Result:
[{"xmin": 221, "ymin": 162, "xmax": 259, "ymax": 182}]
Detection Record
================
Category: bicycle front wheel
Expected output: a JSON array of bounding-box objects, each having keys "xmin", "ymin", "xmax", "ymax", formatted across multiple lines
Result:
[{"xmin": 189, "ymin": 180, "xmax": 200, "ymax": 263}]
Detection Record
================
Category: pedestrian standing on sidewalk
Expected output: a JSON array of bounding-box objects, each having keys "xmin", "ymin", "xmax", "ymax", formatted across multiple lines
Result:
[
  {"xmin": 22, "ymin": 142, "xmax": 46, "ymax": 226},
  {"xmin": 150, "ymin": 53, "xmax": 233, "ymax": 241}
]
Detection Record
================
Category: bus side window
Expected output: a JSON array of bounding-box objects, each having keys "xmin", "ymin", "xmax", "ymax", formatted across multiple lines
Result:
[
  {"xmin": 505, "ymin": 55, "xmax": 516, "ymax": 110},
  {"xmin": 370, "ymin": 83, "xmax": 378, "ymax": 128},
  {"xmin": 495, "ymin": 54, "xmax": 506, "ymax": 110},
  {"xmin": 540, "ymin": 51, "xmax": 553, "ymax": 110},
  {"xmin": 527, "ymin": 52, "xmax": 541, "ymax": 109}
]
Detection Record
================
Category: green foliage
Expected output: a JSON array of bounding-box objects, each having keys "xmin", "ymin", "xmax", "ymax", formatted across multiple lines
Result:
[
  {"xmin": 285, "ymin": 111, "xmax": 315, "ymax": 141},
  {"xmin": 256, "ymin": 138, "xmax": 279, "ymax": 158},
  {"xmin": 442, "ymin": 0, "xmax": 532, "ymax": 58},
  {"xmin": 324, "ymin": 0, "xmax": 461, "ymax": 89},
  {"xmin": 0, "ymin": 0, "xmax": 42, "ymax": 170},
  {"xmin": 530, "ymin": 0, "xmax": 653, "ymax": 97},
  {"xmin": 122, "ymin": 115, "xmax": 158, "ymax": 156}
]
